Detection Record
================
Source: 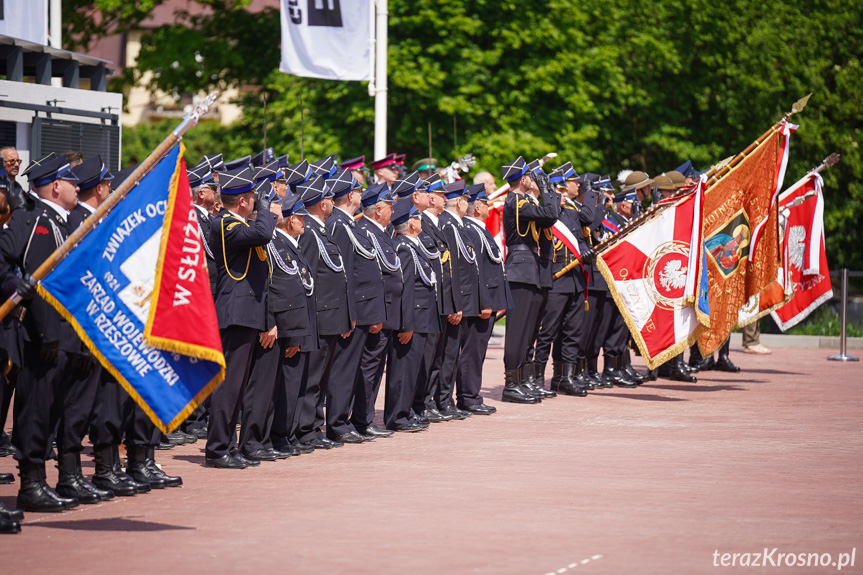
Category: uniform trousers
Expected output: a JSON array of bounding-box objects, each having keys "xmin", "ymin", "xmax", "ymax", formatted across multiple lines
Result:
[
  {"xmin": 456, "ymin": 315, "xmax": 493, "ymax": 407},
  {"xmin": 504, "ymin": 282, "xmax": 548, "ymax": 370},
  {"xmin": 270, "ymin": 346, "xmax": 309, "ymax": 449},
  {"xmin": 431, "ymin": 319, "xmax": 462, "ymax": 409},
  {"xmin": 239, "ymin": 340, "xmax": 281, "ymax": 455},
  {"xmin": 205, "ymin": 326, "xmax": 257, "ymax": 459},
  {"xmin": 603, "ymin": 300, "xmax": 629, "ymax": 357},
  {"xmin": 534, "ymin": 290, "xmax": 585, "ymax": 365},
  {"xmin": 12, "ymin": 346, "xmax": 67, "ymax": 465},
  {"xmin": 384, "ymin": 332, "xmax": 428, "ymax": 428},
  {"xmin": 298, "ymin": 333, "xmax": 358, "ymax": 442},
  {"xmin": 351, "ymin": 328, "xmax": 392, "ymax": 430},
  {"xmin": 413, "ymin": 331, "xmax": 441, "ymax": 414},
  {"xmin": 125, "ymin": 404, "xmax": 162, "ymax": 447},
  {"xmin": 323, "ymin": 325, "xmax": 367, "ymax": 436},
  {"xmin": 89, "ymin": 374, "xmax": 132, "ymax": 448},
  {"xmin": 54, "ymin": 357, "xmax": 101, "ymax": 454},
  {"xmin": 583, "ymin": 291, "xmax": 610, "ymax": 360}
]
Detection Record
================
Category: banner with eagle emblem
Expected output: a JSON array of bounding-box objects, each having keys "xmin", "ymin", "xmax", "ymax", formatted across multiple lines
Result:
[{"xmin": 596, "ymin": 184, "xmax": 710, "ymax": 369}]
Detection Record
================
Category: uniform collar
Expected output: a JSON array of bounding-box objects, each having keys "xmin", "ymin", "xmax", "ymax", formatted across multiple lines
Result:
[
  {"xmin": 77, "ymin": 201, "xmax": 96, "ymax": 215},
  {"xmin": 424, "ymin": 211, "xmax": 439, "ymax": 227},
  {"xmin": 335, "ymin": 205, "xmax": 355, "ymax": 221},
  {"xmin": 193, "ymin": 203, "xmax": 209, "ymax": 218},
  {"xmin": 226, "ymin": 209, "xmax": 245, "ymax": 222},
  {"xmin": 465, "ymin": 216, "xmax": 484, "ymax": 227},
  {"xmin": 443, "ymin": 209, "xmax": 464, "ymax": 226},
  {"xmin": 363, "ymin": 215, "xmax": 387, "ymax": 233},
  {"xmin": 41, "ymin": 198, "xmax": 68, "ymax": 222},
  {"xmin": 276, "ymin": 227, "xmax": 299, "ymax": 248},
  {"xmin": 307, "ymin": 214, "xmax": 326, "ymax": 229},
  {"xmin": 401, "ymin": 234, "xmax": 419, "ymax": 245}
]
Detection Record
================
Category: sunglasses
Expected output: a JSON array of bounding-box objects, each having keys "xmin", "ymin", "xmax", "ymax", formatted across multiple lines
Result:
[{"xmin": 4, "ymin": 159, "xmax": 22, "ymax": 165}]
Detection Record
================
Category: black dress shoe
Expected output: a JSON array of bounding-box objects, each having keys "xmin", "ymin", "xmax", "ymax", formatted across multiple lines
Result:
[
  {"xmin": 715, "ymin": 356, "xmax": 741, "ymax": 372},
  {"xmin": 459, "ymin": 403, "xmax": 497, "ymax": 415},
  {"xmin": 0, "ymin": 517, "xmax": 20, "ymax": 534},
  {"xmin": 268, "ymin": 448, "xmax": 292, "ymax": 459},
  {"xmin": 234, "ymin": 453, "xmax": 261, "ymax": 467},
  {"xmin": 302, "ymin": 437, "xmax": 336, "ymax": 450},
  {"xmin": 0, "ymin": 443, "xmax": 16, "ymax": 457},
  {"xmin": 320, "ymin": 437, "xmax": 344, "ymax": 448},
  {"xmin": 359, "ymin": 424, "xmax": 395, "ymax": 438},
  {"xmin": 165, "ymin": 431, "xmax": 189, "ymax": 446},
  {"xmin": 0, "ymin": 473, "xmax": 13, "ymax": 484},
  {"xmin": 330, "ymin": 431, "xmax": 365, "ymax": 444},
  {"xmin": 0, "ymin": 502, "xmax": 24, "ymax": 522},
  {"xmin": 411, "ymin": 418, "xmax": 430, "ymax": 429},
  {"xmin": 438, "ymin": 404, "xmax": 469, "ymax": 420},
  {"xmin": 388, "ymin": 422, "xmax": 426, "ymax": 432},
  {"xmin": 420, "ymin": 408, "xmax": 446, "ymax": 423},
  {"xmin": 205, "ymin": 454, "xmax": 247, "ymax": 469},
  {"xmin": 242, "ymin": 449, "xmax": 278, "ymax": 461},
  {"xmin": 290, "ymin": 442, "xmax": 315, "ymax": 455},
  {"xmin": 155, "ymin": 441, "xmax": 175, "ymax": 450}
]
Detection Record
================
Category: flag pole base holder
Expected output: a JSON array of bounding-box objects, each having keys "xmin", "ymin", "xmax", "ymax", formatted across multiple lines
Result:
[{"xmin": 827, "ymin": 353, "xmax": 859, "ymax": 362}]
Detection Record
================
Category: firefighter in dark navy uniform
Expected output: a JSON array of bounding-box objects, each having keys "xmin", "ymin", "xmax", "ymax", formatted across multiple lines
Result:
[
  {"xmin": 205, "ymin": 164, "xmax": 279, "ymax": 469},
  {"xmin": 500, "ymin": 156, "xmax": 560, "ymax": 404},
  {"xmin": 0, "ymin": 155, "xmax": 82, "ymax": 511},
  {"xmin": 531, "ymin": 162, "xmax": 596, "ymax": 397},
  {"xmin": 458, "ymin": 184, "xmax": 512, "ymax": 414}
]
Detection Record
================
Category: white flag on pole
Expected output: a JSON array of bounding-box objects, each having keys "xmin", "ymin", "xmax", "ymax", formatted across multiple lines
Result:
[{"xmin": 280, "ymin": 0, "xmax": 373, "ymax": 81}]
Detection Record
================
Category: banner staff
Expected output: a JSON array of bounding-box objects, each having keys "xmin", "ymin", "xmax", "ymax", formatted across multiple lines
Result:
[
  {"xmin": 552, "ymin": 94, "xmax": 813, "ymax": 281},
  {"xmin": 0, "ymin": 91, "xmax": 220, "ymax": 322}
]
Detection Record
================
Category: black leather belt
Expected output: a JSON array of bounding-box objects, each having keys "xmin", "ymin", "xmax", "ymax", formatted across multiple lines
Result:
[{"xmin": 508, "ymin": 244, "xmax": 538, "ymax": 255}]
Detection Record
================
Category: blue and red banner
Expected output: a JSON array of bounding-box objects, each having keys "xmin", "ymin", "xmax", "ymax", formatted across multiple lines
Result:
[{"xmin": 38, "ymin": 144, "xmax": 224, "ymax": 432}]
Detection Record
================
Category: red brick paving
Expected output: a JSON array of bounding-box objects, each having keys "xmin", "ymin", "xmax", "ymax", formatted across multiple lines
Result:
[{"xmin": 2, "ymin": 344, "xmax": 862, "ymax": 574}]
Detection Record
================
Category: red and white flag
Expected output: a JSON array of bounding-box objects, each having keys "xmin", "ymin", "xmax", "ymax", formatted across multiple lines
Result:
[
  {"xmin": 596, "ymin": 185, "xmax": 709, "ymax": 369},
  {"xmin": 485, "ymin": 200, "xmax": 506, "ymax": 256},
  {"xmin": 771, "ymin": 173, "xmax": 833, "ymax": 331}
]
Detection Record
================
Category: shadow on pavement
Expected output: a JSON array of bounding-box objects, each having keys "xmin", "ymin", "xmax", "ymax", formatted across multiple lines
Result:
[
  {"xmin": 170, "ymin": 454, "xmax": 207, "ymax": 466},
  {"xmin": 32, "ymin": 517, "xmax": 195, "ymax": 532},
  {"xmin": 594, "ymin": 393, "xmax": 688, "ymax": 402},
  {"xmin": 648, "ymin": 384, "xmax": 747, "ymax": 392}
]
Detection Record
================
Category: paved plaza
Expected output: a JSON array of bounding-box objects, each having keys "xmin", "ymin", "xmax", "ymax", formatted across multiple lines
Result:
[{"xmin": 2, "ymin": 344, "xmax": 861, "ymax": 574}]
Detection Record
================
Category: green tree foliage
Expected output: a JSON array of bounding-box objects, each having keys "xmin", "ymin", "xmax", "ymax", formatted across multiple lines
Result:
[{"xmin": 112, "ymin": 0, "xmax": 862, "ymax": 269}]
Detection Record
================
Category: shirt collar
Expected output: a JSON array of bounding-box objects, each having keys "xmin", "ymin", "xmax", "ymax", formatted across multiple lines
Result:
[
  {"xmin": 77, "ymin": 201, "xmax": 96, "ymax": 215},
  {"xmin": 465, "ymin": 216, "xmax": 484, "ymax": 227},
  {"xmin": 444, "ymin": 209, "xmax": 464, "ymax": 226},
  {"xmin": 363, "ymin": 215, "xmax": 386, "ymax": 233},
  {"xmin": 193, "ymin": 203, "xmax": 209, "ymax": 218},
  {"xmin": 424, "ymin": 211, "xmax": 439, "ymax": 227},
  {"xmin": 42, "ymin": 199, "xmax": 68, "ymax": 222},
  {"xmin": 307, "ymin": 214, "xmax": 325, "ymax": 229},
  {"xmin": 276, "ymin": 227, "xmax": 299, "ymax": 248},
  {"xmin": 335, "ymin": 206, "xmax": 355, "ymax": 220},
  {"xmin": 226, "ymin": 209, "xmax": 245, "ymax": 222},
  {"xmin": 402, "ymin": 234, "xmax": 419, "ymax": 245}
]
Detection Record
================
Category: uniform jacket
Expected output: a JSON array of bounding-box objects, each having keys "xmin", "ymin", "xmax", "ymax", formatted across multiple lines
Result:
[
  {"xmin": 550, "ymin": 199, "xmax": 592, "ymax": 295},
  {"xmin": 502, "ymin": 189, "xmax": 560, "ymax": 288},
  {"xmin": 209, "ymin": 208, "xmax": 276, "ymax": 331},
  {"xmin": 327, "ymin": 207, "xmax": 386, "ymax": 326},
  {"xmin": 421, "ymin": 212, "xmax": 459, "ymax": 315},
  {"xmin": 394, "ymin": 235, "xmax": 440, "ymax": 335},
  {"xmin": 357, "ymin": 216, "xmax": 403, "ymax": 331},
  {"xmin": 299, "ymin": 214, "xmax": 354, "ymax": 336},
  {"xmin": 438, "ymin": 210, "xmax": 480, "ymax": 317},
  {"xmin": 464, "ymin": 217, "xmax": 513, "ymax": 311},
  {"xmin": 0, "ymin": 200, "xmax": 78, "ymax": 351},
  {"xmin": 268, "ymin": 230, "xmax": 318, "ymax": 351}
]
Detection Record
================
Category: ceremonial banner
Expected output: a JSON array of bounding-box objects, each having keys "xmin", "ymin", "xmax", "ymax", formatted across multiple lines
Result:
[
  {"xmin": 38, "ymin": 145, "xmax": 225, "ymax": 433},
  {"xmin": 486, "ymin": 201, "xmax": 506, "ymax": 255},
  {"xmin": 597, "ymin": 186, "xmax": 709, "ymax": 369},
  {"xmin": 771, "ymin": 173, "xmax": 833, "ymax": 331},
  {"xmin": 697, "ymin": 122, "xmax": 794, "ymax": 354},
  {"xmin": 280, "ymin": 0, "xmax": 372, "ymax": 81}
]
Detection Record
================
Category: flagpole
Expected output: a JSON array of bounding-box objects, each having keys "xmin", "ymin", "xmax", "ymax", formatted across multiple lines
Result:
[
  {"xmin": 778, "ymin": 153, "xmax": 840, "ymax": 202},
  {"xmin": 0, "ymin": 92, "xmax": 220, "ymax": 322},
  {"xmin": 553, "ymin": 94, "xmax": 813, "ymax": 281},
  {"xmin": 373, "ymin": 0, "xmax": 388, "ymax": 160}
]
